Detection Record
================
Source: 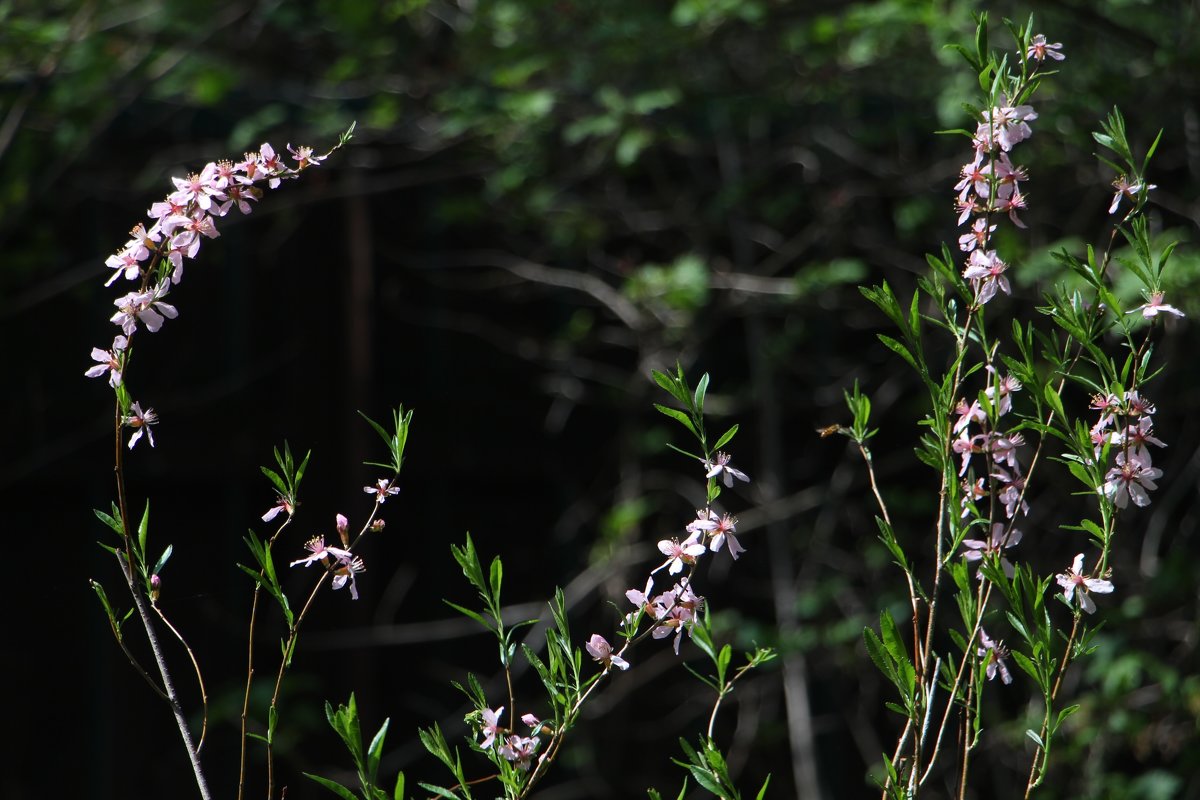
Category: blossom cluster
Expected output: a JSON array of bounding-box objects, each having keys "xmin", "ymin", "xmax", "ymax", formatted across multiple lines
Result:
[
  {"xmin": 952, "ymin": 38, "xmax": 1063, "ymax": 306},
  {"xmin": 474, "ymin": 706, "xmax": 543, "ymax": 771},
  {"xmin": 954, "ymin": 367, "xmax": 1028, "ymax": 527},
  {"xmin": 86, "ymin": 143, "xmax": 326, "ymax": 448},
  {"xmin": 1092, "ymin": 390, "xmax": 1167, "ymax": 509}
]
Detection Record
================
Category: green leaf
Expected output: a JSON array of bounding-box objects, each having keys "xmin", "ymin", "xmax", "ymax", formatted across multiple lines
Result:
[
  {"xmin": 303, "ymin": 773, "xmax": 358, "ymax": 800},
  {"xmin": 152, "ymin": 544, "xmax": 173, "ymax": 576},
  {"xmin": 443, "ymin": 600, "xmax": 494, "ymax": 633},
  {"xmin": 136, "ymin": 500, "xmax": 151, "ymax": 563},
  {"xmin": 393, "ymin": 771, "xmax": 406, "ymax": 800},
  {"xmin": 755, "ymin": 774, "xmax": 772, "ymax": 800},
  {"xmin": 368, "ymin": 718, "xmax": 390, "ymax": 782},
  {"xmin": 876, "ymin": 334, "xmax": 919, "ymax": 373},
  {"xmin": 1025, "ymin": 729, "xmax": 1044, "ymax": 748},
  {"xmin": 712, "ymin": 423, "xmax": 739, "ymax": 452},
  {"xmin": 416, "ymin": 783, "xmax": 461, "ymax": 800},
  {"xmin": 653, "ymin": 403, "xmax": 699, "ymax": 438},
  {"xmin": 94, "ymin": 506, "xmax": 125, "ymax": 537},
  {"xmin": 693, "ymin": 372, "xmax": 710, "ymax": 415}
]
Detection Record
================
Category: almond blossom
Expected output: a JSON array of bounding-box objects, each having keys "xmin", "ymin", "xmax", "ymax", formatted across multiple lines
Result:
[
  {"xmin": 702, "ymin": 451, "xmax": 750, "ymax": 487},
  {"xmin": 1128, "ymin": 291, "xmax": 1184, "ymax": 320},
  {"xmin": 656, "ymin": 532, "xmax": 706, "ymax": 575},
  {"xmin": 1024, "ymin": 34, "xmax": 1064, "ymax": 63},
  {"xmin": 585, "ymin": 633, "xmax": 630, "ymax": 671},
  {"xmin": 85, "ymin": 335, "xmax": 128, "ymax": 387},
  {"xmin": 479, "ymin": 706, "xmax": 504, "ymax": 749},
  {"xmin": 123, "ymin": 401, "xmax": 158, "ymax": 449},
  {"xmin": 977, "ymin": 629, "xmax": 1013, "ymax": 684},
  {"xmin": 961, "ymin": 523, "xmax": 1022, "ymax": 578},
  {"xmin": 1055, "ymin": 553, "xmax": 1114, "ymax": 614},
  {"xmin": 1102, "ymin": 451, "xmax": 1162, "ymax": 508}
]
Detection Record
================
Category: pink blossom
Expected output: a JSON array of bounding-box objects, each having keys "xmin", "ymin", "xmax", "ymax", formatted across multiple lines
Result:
[
  {"xmin": 261, "ymin": 496, "xmax": 293, "ymax": 522},
  {"xmin": 123, "ymin": 401, "xmax": 158, "ymax": 449},
  {"xmin": 977, "ymin": 629, "xmax": 1013, "ymax": 684},
  {"xmin": 980, "ymin": 100, "xmax": 1038, "ymax": 152},
  {"xmin": 991, "ymin": 467, "xmax": 1029, "ymax": 519},
  {"xmin": 961, "ymin": 523, "xmax": 1022, "ymax": 578},
  {"xmin": 585, "ymin": 633, "xmax": 630, "ymax": 671},
  {"xmin": 651, "ymin": 581, "xmax": 703, "ymax": 654},
  {"xmin": 479, "ymin": 706, "xmax": 504, "ymax": 749},
  {"xmin": 85, "ymin": 335, "xmax": 128, "ymax": 387},
  {"xmin": 984, "ymin": 368, "xmax": 1022, "ymax": 416},
  {"xmin": 1128, "ymin": 291, "xmax": 1184, "ymax": 320},
  {"xmin": 364, "ymin": 478, "xmax": 400, "ymax": 503},
  {"xmin": 1025, "ymin": 34, "xmax": 1064, "ymax": 63},
  {"xmin": 169, "ymin": 162, "xmax": 227, "ymax": 212},
  {"xmin": 289, "ymin": 535, "xmax": 352, "ymax": 568},
  {"xmin": 656, "ymin": 532, "xmax": 706, "ymax": 575},
  {"xmin": 1111, "ymin": 416, "xmax": 1166, "ymax": 468},
  {"xmin": 702, "ymin": 451, "xmax": 750, "ymax": 487},
  {"xmin": 104, "ymin": 247, "xmax": 143, "ymax": 287},
  {"xmin": 962, "ymin": 249, "xmax": 1011, "ymax": 305},
  {"xmin": 952, "ymin": 398, "xmax": 986, "ymax": 434},
  {"xmin": 331, "ymin": 555, "xmax": 365, "ymax": 599},
  {"xmin": 1109, "ymin": 175, "xmax": 1155, "ymax": 214},
  {"xmin": 288, "ymin": 143, "xmax": 326, "ymax": 169},
  {"xmin": 958, "ymin": 217, "xmax": 995, "ymax": 252},
  {"xmin": 1102, "ymin": 452, "xmax": 1162, "ymax": 508},
  {"xmin": 498, "ymin": 734, "xmax": 540, "ymax": 770},
  {"xmin": 1123, "ymin": 391, "xmax": 1156, "ymax": 417},
  {"xmin": 1055, "ymin": 553, "xmax": 1114, "ymax": 614},
  {"xmin": 111, "ymin": 284, "xmax": 178, "ymax": 336}
]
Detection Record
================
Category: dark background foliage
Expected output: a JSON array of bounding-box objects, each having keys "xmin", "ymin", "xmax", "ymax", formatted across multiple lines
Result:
[{"xmin": 4, "ymin": 1, "xmax": 1198, "ymax": 798}]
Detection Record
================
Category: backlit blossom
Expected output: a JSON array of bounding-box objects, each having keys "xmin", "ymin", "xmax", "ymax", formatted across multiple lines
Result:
[
  {"xmin": 289, "ymin": 535, "xmax": 352, "ymax": 568},
  {"xmin": 123, "ymin": 401, "xmax": 158, "ymax": 449},
  {"xmin": 961, "ymin": 523, "xmax": 1022, "ymax": 578},
  {"xmin": 85, "ymin": 335, "xmax": 128, "ymax": 387},
  {"xmin": 963, "ymin": 249, "xmax": 1011, "ymax": 305},
  {"xmin": 498, "ymin": 735, "xmax": 539, "ymax": 770},
  {"xmin": 1055, "ymin": 553, "xmax": 1114, "ymax": 614},
  {"xmin": 1111, "ymin": 416, "xmax": 1166, "ymax": 468},
  {"xmin": 1109, "ymin": 175, "xmax": 1155, "ymax": 214},
  {"xmin": 111, "ymin": 284, "xmax": 178, "ymax": 336},
  {"xmin": 364, "ymin": 478, "xmax": 400, "ymax": 503},
  {"xmin": 479, "ymin": 706, "xmax": 504, "ymax": 749},
  {"xmin": 261, "ymin": 495, "xmax": 294, "ymax": 522},
  {"xmin": 977, "ymin": 629, "xmax": 1013, "ymax": 684},
  {"xmin": 702, "ymin": 451, "xmax": 751, "ymax": 487},
  {"xmin": 958, "ymin": 217, "xmax": 995, "ymax": 252},
  {"xmin": 1128, "ymin": 291, "xmax": 1184, "ymax": 320},
  {"xmin": 1024, "ymin": 34, "xmax": 1064, "ymax": 63},
  {"xmin": 1103, "ymin": 452, "xmax": 1162, "ymax": 508},
  {"xmin": 585, "ymin": 633, "xmax": 630, "ymax": 671},
  {"xmin": 656, "ymin": 532, "xmax": 706, "ymax": 575},
  {"xmin": 331, "ymin": 555, "xmax": 366, "ymax": 599}
]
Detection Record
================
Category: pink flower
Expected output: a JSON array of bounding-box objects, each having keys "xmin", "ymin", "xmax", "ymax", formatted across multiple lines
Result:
[
  {"xmin": 288, "ymin": 143, "xmax": 326, "ymax": 169},
  {"xmin": 364, "ymin": 478, "xmax": 400, "ymax": 503},
  {"xmin": 331, "ymin": 555, "xmax": 366, "ymax": 599},
  {"xmin": 656, "ymin": 532, "xmax": 706, "ymax": 575},
  {"xmin": 498, "ymin": 734, "xmax": 539, "ymax": 770},
  {"xmin": 1055, "ymin": 553, "xmax": 1114, "ymax": 614},
  {"xmin": 1111, "ymin": 416, "xmax": 1167, "ymax": 468},
  {"xmin": 702, "ymin": 451, "xmax": 750, "ymax": 487},
  {"xmin": 962, "ymin": 249, "xmax": 1011, "ymax": 305},
  {"xmin": 85, "ymin": 335, "xmax": 128, "ymax": 387},
  {"xmin": 168, "ymin": 162, "xmax": 227, "ymax": 212},
  {"xmin": 123, "ymin": 401, "xmax": 158, "ymax": 449},
  {"xmin": 1025, "ymin": 34, "xmax": 1064, "ymax": 63},
  {"xmin": 261, "ymin": 496, "xmax": 294, "ymax": 522},
  {"xmin": 984, "ymin": 368, "xmax": 1022, "ymax": 416},
  {"xmin": 1102, "ymin": 452, "xmax": 1162, "ymax": 508},
  {"xmin": 977, "ymin": 629, "xmax": 1013, "ymax": 684},
  {"xmin": 104, "ymin": 247, "xmax": 144, "ymax": 287},
  {"xmin": 980, "ymin": 100, "xmax": 1038, "ymax": 152},
  {"xmin": 961, "ymin": 523, "xmax": 1022, "ymax": 578},
  {"xmin": 1109, "ymin": 175, "xmax": 1155, "ymax": 214},
  {"xmin": 289, "ymin": 535, "xmax": 352, "ymax": 568},
  {"xmin": 110, "ymin": 283, "xmax": 178, "ymax": 335},
  {"xmin": 991, "ymin": 467, "xmax": 1029, "ymax": 519},
  {"xmin": 958, "ymin": 217, "xmax": 995, "ymax": 252},
  {"xmin": 585, "ymin": 633, "xmax": 630, "ymax": 671},
  {"xmin": 479, "ymin": 706, "xmax": 504, "ymax": 749},
  {"xmin": 1128, "ymin": 291, "xmax": 1184, "ymax": 320}
]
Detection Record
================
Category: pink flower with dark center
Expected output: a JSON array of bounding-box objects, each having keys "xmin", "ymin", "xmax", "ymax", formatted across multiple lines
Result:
[
  {"xmin": 702, "ymin": 451, "xmax": 751, "ymax": 487},
  {"xmin": 977, "ymin": 629, "xmax": 1013, "ymax": 684},
  {"xmin": 331, "ymin": 555, "xmax": 366, "ymax": 599},
  {"xmin": 1025, "ymin": 34, "xmax": 1064, "ymax": 62},
  {"xmin": 1128, "ymin": 291, "xmax": 1184, "ymax": 320},
  {"xmin": 261, "ymin": 496, "xmax": 293, "ymax": 522},
  {"xmin": 364, "ymin": 478, "xmax": 400, "ymax": 503},
  {"xmin": 958, "ymin": 217, "xmax": 995, "ymax": 252},
  {"xmin": 993, "ymin": 185, "xmax": 1029, "ymax": 228},
  {"xmin": 962, "ymin": 249, "xmax": 1011, "ymax": 305},
  {"xmin": 479, "ymin": 706, "xmax": 504, "ymax": 749},
  {"xmin": 1123, "ymin": 391, "xmax": 1156, "ymax": 417},
  {"xmin": 498, "ymin": 734, "xmax": 539, "ymax": 770},
  {"xmin": 1109, "ymin": 175, "xmax": 1155, "ymax": 214},
  {"xmin": 991, "ymin": 467, "xmax": 1029, "ymax": 519},
  {"xmin": 1055, "ymin": 553, "xmax": 1114, "ymax": 614},
  {"xmin": 585, "ymin": 634, "xmax": 630, "ymax": 671},
  {"xmin": 289, "ymin": 535, "xmax": 352, "ymax": 568},
  {"xmin": 123, "ymin": 401, "xmax": 158, "ymax": 449},
  {"xmin": 1111, "ymin": 416, "xmax": 1166, "ymax": 468},
  {"xmin": 961, "ymin": 522, "xmax": 1022, "ymax": 578},
  {"xmin": 85, "ymin": 335, "xmax": 128, "ymax": 387},
  {"xmin": 1103, "ymin": 452, "xmax": 1162, "ymax": 508},
  {"xmin": 708, "ymin": 513, "xmax": 744, "ymax": 559},
  {"xmin": 656, "ymin": 532, "xmax": 706, "ymax": 575}
]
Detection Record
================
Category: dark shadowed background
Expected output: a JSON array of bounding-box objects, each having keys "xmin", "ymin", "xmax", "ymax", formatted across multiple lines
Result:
[{"xmin": 4, "ymin": 1, "xmax": 1199, "ymax": 798}]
